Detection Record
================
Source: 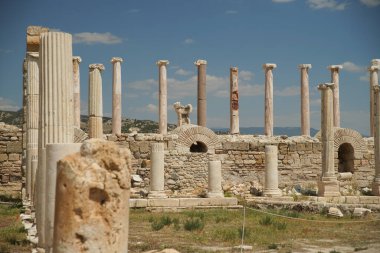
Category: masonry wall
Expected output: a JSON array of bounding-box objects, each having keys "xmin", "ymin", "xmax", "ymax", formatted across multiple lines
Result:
[{"xmin": 0, "ymin": 123, "xmax": 23, "ymax": 197}]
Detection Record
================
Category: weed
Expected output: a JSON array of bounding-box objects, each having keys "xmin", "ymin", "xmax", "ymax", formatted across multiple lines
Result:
[
  {"xmin": 274, "ymin": 221, "xmax": 287, "ymax": 230},
  {"xmin": 268, "ymin": 243, "xmax": 278, "ymax": 249},
  {"xmin": 160, "ymin": 215, "xmax": 172, "ymax": 226},
  {"xmin": 330, "ymin": 250, "xmax": 341, "ymax": 253},
  {"xmin": 259, "ymin": 216, "xmax": 273, "ymax": 226},
  {"xmin": 215, "ymin": 215, "xmax": 228, "ymax": 223},
  {"xmin": 151, "ymin": 220, "xmax": 165, "ymax": 231},
  {"xmin": 224, "ymin": 191, "xmax": 233, "ymax": 197},
  {"xmin": 354, "ymin": 247, "xmax": 368, "ymax": 252},
  {"xmin": 185, "ymin": 210, "xmax": 205, "ymax": 220},
  {"xmin": 184, "ymin": 218, "xmax": 204, "ymax": 231},
  {"xmin": 238, "ymin": 227, "xmax": 250, "ymax": 238}
]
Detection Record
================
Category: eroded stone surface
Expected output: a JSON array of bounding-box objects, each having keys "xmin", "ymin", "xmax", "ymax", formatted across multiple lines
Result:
[{"xmin": 53, "ymin": 139, "xmax": 131, "ymax": 253}]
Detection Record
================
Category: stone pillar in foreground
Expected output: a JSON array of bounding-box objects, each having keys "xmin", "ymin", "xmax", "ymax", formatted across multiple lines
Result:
[
  {"xmin": 195, "ymin": 59, "xmax": 207, "ymax": 127},
  {"xmin": 156, "ymin": 60, "xmax": 169, "ymax": 135},
  {"xmin": 73, "ymin": 56, "xmax": 82, "ymax": 129},
  {"xmin": 148, "ymin": 143, "xmax": 167, "ymax": 198},
  {"xmin": 263, "ymin": 63, "xmax": 276, "ymax": 136},
  {"xmin": 263, "ymin": 145, "xmax": 282, "ymax": 197},
  {"xmin": 299, "ymin": 64, "xmax": 312, "ymax": 136},
  {"xmin": 230, "ymin": 67, "xmax": 240, "ymax": 134},
  {"xmin": 111, "ymin": 57, "xmax": 123, "ymax": 135},
  {"xmin": 318, "ymin": 83, "xmax": 340, "ymax": 197},
  {"xmin": 36, "ymin": 31, "xmax": 74, "ymax": 250},
  {"xmin": 25, "ymin": 52, "xmax": 39, "ymax": 202},
  {"xmin": 53, "ymin": 139, "xmax": 131, "ymax": 253},
  {"xmin": 45, "ymin": 143, "xmax": 81, "ymax": 253},
  {"xmin": 328, "ymin": 65, "xmax": 343, "ymax": 128},
  {"xmin": 88, "ymin": 64, "xmax": 104, "ymax": 139},
  {"xmin": 207, "ymin": 160, "xmax": 224, "ymax": 198},
  {"xmin": 369, "ymin": 60, "xmax": 380, "ymax": 137},
  {"xmin": 372, "ymin": 85, "xmax": 380, "ymax": 195}
]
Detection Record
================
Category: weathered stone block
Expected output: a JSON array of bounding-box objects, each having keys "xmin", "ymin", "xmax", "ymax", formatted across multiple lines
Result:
[
  {"xmin": 223, "ymin": 142, "xmax": 249, "ymax": 151},
  {"xmin": 6, "ymin": 142, "xmax": 22, "ymax": 153},
  {"xmin": 148, "ymin": 198, "xmax": 179, "ymax": 207},
  {"xmin": 8, "ymin": 154, "xmax": 19, "ymax": 161},
  {"xmin": 0, "ymin": 154, "xmax": 7, "ymax": 161}
]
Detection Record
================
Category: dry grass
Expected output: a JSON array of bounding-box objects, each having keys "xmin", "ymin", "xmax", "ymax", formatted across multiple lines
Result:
[{"xmin": 128, "ymin": 208, "xmax": 380, "ymax": 252}]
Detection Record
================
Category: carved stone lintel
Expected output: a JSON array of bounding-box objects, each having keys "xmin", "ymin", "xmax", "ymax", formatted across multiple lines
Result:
[
  {"xmin": 156, "ymin": 60, "xmax": 169, "ymax": 66},
  {"xmin": 89, "ymin": 64, "xmax": 105, "ymax": 71},
  {"xmin": 263, "ymin": 63, "xmax": 277, "ymax": 70},
  {"xmin": 72, "ymin": 56, "xmax": 82, "ymax": 63},
  {"xmin": 298, "ymin": 64, "xmax": 312, "ymax": 69},
  {"xmin": 111, "ymin": 57, "xmax": 123, "ymax": 63},
  {"xmin": 194, "ymin": 59, "xmax": 207, "ymax": 66}
]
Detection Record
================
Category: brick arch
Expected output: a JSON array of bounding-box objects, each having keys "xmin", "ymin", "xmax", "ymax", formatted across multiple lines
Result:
[
  {"xmin": 171, "ymin": 124, "xmax": 221, "ymax": 153},
  {"xmin": 315, "ymin": 128, "xmax": 366, "ymax": 159}
]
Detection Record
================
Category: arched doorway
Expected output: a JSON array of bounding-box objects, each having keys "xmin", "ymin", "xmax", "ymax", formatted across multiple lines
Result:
[
  {"xmin": 190, "ymin": 141, "xmax": 208, "ymax": 153},
  {"xmin": 338, "ymin": 143, "xmax": 354, "ymax": 173}
]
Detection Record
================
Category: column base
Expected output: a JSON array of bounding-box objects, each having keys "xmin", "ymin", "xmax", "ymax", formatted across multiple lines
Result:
[
  {"xmin": 36, "ymin": 248, "xmax": 46, "ymax": 253},
  {"xmin": 207, "ymin": 191, "xmax": 224, "ymax": 198},
  {"xmin": 372, "ymin": 180, "xmax": 380, "ymax": 196},
  {"xmin": 263, "ymin": 188, "xmax": 282, "ymax": 197},
  {"xmin": 318, "ymin": 178, "xmax": 340, "ymax": 197},
  {"xmin": 148, "ymin": 191, "xmax": 167, "ymax": 199}
]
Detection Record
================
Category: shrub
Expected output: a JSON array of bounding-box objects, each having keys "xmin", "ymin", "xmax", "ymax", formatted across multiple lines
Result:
[
  {"xmin": 215, "ymin": 215, "xmax": 228, "ymax": 223},
  {"xmin": 185, "ymin": 211, "xmax": 205, "ymax": 220},
  {"xmin": 259, "ymin": 216, "xmax": 273, "ymax": 226},
  {"xmin": 151, "ymin": 221, "xmax": 165, "ymax": 231},
  {"xmin": 274, "ymin": 221, "xmax": 287, "ymax": 230},
  {"xmin": 184, "ymin": 218, "xmax": 204, "ymax": 231},
  {"xmin": 238, "ymin": 227, "xmax": 250, "ymax": 238},
  {"xmin": 268, "ymin": 243, "xmax": 278, "ymax": 249},
  {"xmin": 160, "ymin": 216, "xmax": 172, "ymax": 226}
]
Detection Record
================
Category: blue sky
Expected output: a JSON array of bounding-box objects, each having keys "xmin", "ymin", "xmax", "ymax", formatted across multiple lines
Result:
[{"xmin": 0, "ymin": 0, "xmax": 379, "ymax": 135}]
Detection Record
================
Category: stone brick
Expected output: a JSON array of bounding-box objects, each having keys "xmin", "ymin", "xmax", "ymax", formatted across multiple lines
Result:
[
  {"xmin": 6, "ymin": 142, "xmax": 22, "ymax": 153},
  {"xmin": 223, "ymin": 142, "xmax": 249, "ymax": 151},
  {"xmin": 0, "ymin": 154, "xmax": 7, "ymax": 161},
  {"xmin": 8, "ymin": 154, "xmax": 19, "ymax": 161}
]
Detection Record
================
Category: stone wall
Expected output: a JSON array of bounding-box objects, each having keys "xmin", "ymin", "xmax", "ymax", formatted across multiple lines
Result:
[{"xmin": 0, "ymin": 122, "xmax": 23, "ymax": 197}]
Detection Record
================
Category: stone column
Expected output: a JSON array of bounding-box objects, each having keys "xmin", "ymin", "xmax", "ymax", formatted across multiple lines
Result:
[
  {"xmin": 263, "ymin": 145, "xmax": 282, "ymax": 197},
  {"xmin": 299, "ymin": 64, "xmax": 312, "ymax": 136},
  {"xmin": 369, "ymin": 59, "xmax": 380, "ymax": 137},
  {"xmin": 372, "ymin": 85, "xmax": 380, "ymax": 195},
  {"xmin": 328, "ymin": 65, "xmax": 343, "ymax": 128},
  {"xmin": 317, "ymin": 83, "xmax": 340, "ymax": 197},
  {"xmin": 25, "ymin": 52, "xmax": 39, "ymax": 202},
  {"xmin": 230, "ymin": 67, "xmax": 240, "ymax": 134},
  {"xmin": 156, "ymin": 60, "xmax": 169, "ymax": 135},
  {"xmin": 263, "ymin": 63, "xmax": 277, "ymax": 136},
  {"xmin": 45, "ymin": 143, "xmax": 81, "ymax": 253},
  {"xmin": 72, "ymin": 56, "xmax": 82, "ymax": 129},
  {"xmin": 88, "ymin": 64, "xmax": 104, "ymax": 139},
  {"xmin": 111, "ymin": 57, "xmax": 123, "ymax": 135},
  {"xmin": 53, "ymin": 139, "xmax": 131, "ymax": 253},
  {"xmin": 148, "ymin": 143, "xmax": 167, "ymax": 198},
  {"xmin": 36, "ymin": 31, "xmax": 74, "ymax": 250},
  {"xmin": 195, "ymin": 59, "xmax": 207, "ymax": 127},
  {"xmin": 207, "ymin": 160, "xmax": 224, "ymax": 198}
]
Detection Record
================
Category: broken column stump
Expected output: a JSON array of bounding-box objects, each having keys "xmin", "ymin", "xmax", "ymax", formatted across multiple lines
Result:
[{"xmin": 53, "ymin": 139, "xmax": 131, "ymax": 253}]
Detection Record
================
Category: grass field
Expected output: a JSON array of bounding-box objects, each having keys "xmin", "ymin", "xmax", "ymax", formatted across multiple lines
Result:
[{"xmin": 128, "ymin": 207, "xmax": 380, "ymax": 253}]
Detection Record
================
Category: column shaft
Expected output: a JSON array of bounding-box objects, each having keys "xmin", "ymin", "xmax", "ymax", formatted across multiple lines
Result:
[
  {"xmin": 73, "ymin": 56, "xmax": 82, "ymax": 129},
  {"xmin": 299, "ymin": 64, "xmax": 311, "ymax": 136},
  {"xmin": 263, "ymin": 64, "xmax": 276, "ymax": 136},
  {"xmin": 111, "ymin": 57, "xmax": 123, "ymax": 135},
  {"xmin": 263, "ymin": 145, "xmax": 282, "ymax": 197},
  {"xmin": 157, "ymin": 60, "xmax": 169, "ymax": 135},
  {"xmin": 88, "ymin": 64, "xmax": 104, "ymax": 139},
  {"xmin": 328, "ymin": 65, "xmax": 343, "ymax": 128},
  {"xmin": 372, "ymin": 85, "xmax": 380, "ymax": 195},
  {"xmin": 148, "ymin": 143, "xmax": 167, "ymax": 198},
  {"xmin": 369, "ymin": 63, "xmax": 379, "ymax": 137},
  {"xmin": 230, "ymin": 67, "xmax": 239, "ymax": 134},
  {"xmin": 195, "ymin": 60, "xmax": 207, "ymax": 127},
  {"xmin": 207, "ymin": 160, "xmax": 224, "ymax": 198}
]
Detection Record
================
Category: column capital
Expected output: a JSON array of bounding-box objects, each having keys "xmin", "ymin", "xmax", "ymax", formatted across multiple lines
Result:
[
  {"xmin": 262, "ymin": 63, "xmax": 277, "ymax": 70},
  {"xmin": 318, "ymin": 83, "xmax": 335, "ymax": 91},
  {"xmin": 298, "ymin": 64, "xmax": 312, "ymax": 69},
  {"xmin": 328, "ymin": 65, "xmax": 343, "ymax": 71},
  {"xmin": 156, "ymin": 60, "xmax": 169, "ymax": 66},
  {"xmin": 26, "ymin": 52, "xmax": 39, "ymax": 59},
  {"xmin": 230, "ymin": 66, "xmax": 238, "ymax": 72},
  {"xmin": 371, "ymin": 59, "xmax": 380, "ymax": 66},
  {"xmin": 111, "ymin": 57, "xmax": 123, "ymax": 64},
  {"xmin": 89, "ymin": 64, "xmax": 105, "ymax": 71},
  {"xmin": 369, "ymin": 65, "xmax": 380, "ymax": 72},
  {"xmin": 374, "ymin": 85, "xmax": 380, "ymax": 93},
  {"xmin": 194, "ymin": 59, "xmax": 207, "ymax": 66},
  {"xmin": 72, "ymin": 56, "xmax": 82, "ymax": 63}
]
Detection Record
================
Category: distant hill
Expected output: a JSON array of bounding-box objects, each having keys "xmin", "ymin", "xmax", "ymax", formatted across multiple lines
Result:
[{"xmin": 0, "ymin": 110, "xmax": 319, "ymax": 136}]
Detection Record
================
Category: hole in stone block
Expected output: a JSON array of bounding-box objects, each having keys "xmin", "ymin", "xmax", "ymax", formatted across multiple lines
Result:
[
  {"xmin": 89, "ymin": 187, "xmax": 109, "ymax": 205},
  {"xmin": 75, "ymin": 233, "xmax": 86, "ymax": 243},
  {"xmin": 190, "ymin": 141, "xmax": 208, "ymax": 153},
  {"xmin": 338, "ymin": 143, "xmax": 354, "ymax": 173}
]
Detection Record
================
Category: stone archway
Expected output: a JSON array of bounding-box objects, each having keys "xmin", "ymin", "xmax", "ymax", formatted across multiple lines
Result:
[{"xmin": 171, "ymin": 124, "xmax": 221, "ymax": 153}]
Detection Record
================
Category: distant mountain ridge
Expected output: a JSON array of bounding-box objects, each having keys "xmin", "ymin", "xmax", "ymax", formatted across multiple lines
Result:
[{"xmin": 0, "ymin": 109, "xmax": 319, "ymax": 136}]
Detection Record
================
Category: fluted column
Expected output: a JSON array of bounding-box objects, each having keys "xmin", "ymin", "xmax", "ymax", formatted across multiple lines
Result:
[
  {"xmin": 230, "ymin": 67, "xmax": 239, "ymax": 134},
  {"xmin": 111, "ymin": 57, "xmax": 123, "ymax": 135},
  {"xmin": 263, "ymin": 145, "xmax": 282, "ymax": 197},
  {"xmin": 37, "ymin": 31, "xmax": 74, "ymax": 250},
  {"xmin": 263, "ymin": 63, "xmax": 276, "ymax": 136},
  {"xmin": 88, "ymin": 64, "xmax": 104, "ymax": 139},
  {"xmin": 148, "ymin": 143, "xmax": 167, "ymax": 198},
  {"xmin": 299, "ymin": 64, "xmax": 312, "ymax": 136},
  {"xmin": 72, "ymin": 56, "xmax": 82, "ymax": 129},
  {"xmin": 318, "ymin": 83, "xmax": 340, "ymax": 197},
  {"xmin": 195, "ymin": 59, "xmax": 207, "ymax": 127},
  {"xmin": 369, "ymin": 59, "xmax": 380, "ymax": 137},
  {"xmin": 156, "ymin": 60, "xmax": 169, "ymax": 135},
  {"xmin": 372, "ymin": 85, "xmax": 380, "ymax": 195},
  {"xmin": 25, "ymin": 52, "xmax": 39, "ymax": 202},
  {"xmin": 328, "ymin": 65, "xmax": 343, "ymax": 128}
]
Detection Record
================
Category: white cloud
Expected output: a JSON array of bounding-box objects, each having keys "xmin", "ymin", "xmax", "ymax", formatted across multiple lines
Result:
[
  {"xmin": 137, "ymin": 104, "xmax": 158, "ymax": 113},
  {"xmin": 0, "ymin": 97, "xmax": 20, "ymax": 111},
  {"xmin": 272, "ymin": 0, "xmax": 296, "ymax": 3},
  {"xmin": 307, "ymin": 0, "xmax": 348, "ymax": 10},
  {"xmin": 129, "ymin": 78, "xmax": 156, "ymax": 91},
  {"xmin": 359, "ymin": 74, "xmax": 369, "ymax": 82},
  {"xmin": 175, "ymin": 68, "xmax": 192, "ymax": 76},
  {"xmin": 0, "ymin": 49, "xmax": 13, "ymax": 54},
  {"xmin": 73, "ymin": 32, "xmax": 122, "ymax": 45},
  {"xmin": 341, "ymin": 61, "xmax": 365, "ymax": 72},
  {"xmin": 360, "ymin": 0, "xmax": 380, "ymax": 7},
  {"xmin": 240, "ymin": 70, "xmax": 254, "ymax": 81},
  {"xmin": 310, "ymin": 98, "xmax": 321, "ymax": 106},
  {"xmin": 225, "ymin": 10, "xmax": 238, "ymax": 14},
  {"xmin": 183, "ymin": 38, "xmax": 194, "ymax": 44},
  {"xmin": 275, "ymin": 86, "xmax": 299, "ymax": 96}
]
